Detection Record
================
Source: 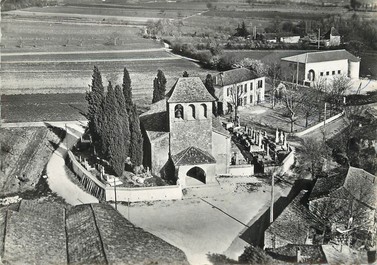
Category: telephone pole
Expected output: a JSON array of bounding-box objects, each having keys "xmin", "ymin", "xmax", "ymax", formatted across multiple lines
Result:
[
  {"xmin": 318, "ymin": 28, "xmax": 320, "ymax": 50},
  {"xmin": 270, "ymin": 173, "xmax": 275, "ymax": 223}
]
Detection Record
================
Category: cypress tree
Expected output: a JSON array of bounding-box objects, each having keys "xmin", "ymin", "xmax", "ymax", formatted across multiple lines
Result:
[
  {"xmin": 129, "ymin": 104, "xmax": 143, "ymax": 166},
  {"xmin": 86, "ymin": 66, "xmax": 105, "ymax": 155},
  {"xmin": 204, "ymin": 74, "xmax": 218, "ymax": 116},
  {"xmin": 152, "ymin": 69, "xmax": 167, "ymax": 103},
  {"xmin": 115, "ymin": 84, "xmax": 131, "ymax": 158},
  {"xmin": 122, "ymin": 67, "xmax": 133, "ymax": 111},
  {"xmin": 103, "ymin": 82, "xmax": 125, "ymax": 176}
]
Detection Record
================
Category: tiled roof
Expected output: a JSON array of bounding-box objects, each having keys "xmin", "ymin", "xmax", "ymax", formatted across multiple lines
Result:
[
  {"xmin": 172, "ymin": 146, "xmax": 216, "ymax": 166},
  {"xmin": 212, "ymin": 117, "xmax": 230, "ymax": 136},
  {"xmin": 281, "ymin": 49, "xmax": 360, "ymax": 63},
  {"xmin": 167, "ymin": 77, "xmax": 215, "ymax": 103},
  {"xmin": 266, "ymin": 244, "xmax": 327, "ymax": 264},
  {"xmin": 1, "ymin": 200, "xmax": 188, "ymax": 265},
  {"xmin": 214, "ymin": 68, "xmax": 259, "ymax": 87},
  {"xmin": 309, "ymin": 166, "xmax": 376, "ymax": 207},
  {"xmin": 309, "ymin": 167, "xmax": 348, "ymax": 200},
  {"xmin": 266, "ymin": 191, "xmax": 324, "ymax": 245}
]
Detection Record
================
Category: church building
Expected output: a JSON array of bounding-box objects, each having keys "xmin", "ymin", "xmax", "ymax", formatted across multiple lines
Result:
[{"xmin": 140, "ymin": 77, "xmax": 231, "ymax": 187}]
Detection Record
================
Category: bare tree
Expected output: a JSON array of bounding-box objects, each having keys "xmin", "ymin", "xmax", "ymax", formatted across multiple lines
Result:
[
  {"xmin": 299, "ymin": 137, "xmax": 331, "ymax": 177},
  {"xmin": 281, "ymin": 84, "xmax": 301, "ymax": 132},
  {"xmin": 267, "ymin": 62, "xmax": 281, "ymax": 109},
  {"xmin": 228, "ymin": 84, "xmax": 246, "ymax": 122},
  {"xmin": 327, "ymin": 76, "xmax": 351, "ymax": 113}
]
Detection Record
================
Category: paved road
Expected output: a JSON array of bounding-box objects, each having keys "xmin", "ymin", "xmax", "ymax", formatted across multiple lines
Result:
[
  {"xmin": 301, "ymin": 116, "xmax": 349, "ymax": 140},
  {"xmin": 1, "ymin": 120, "xmax": 87, "ymax": 128}
]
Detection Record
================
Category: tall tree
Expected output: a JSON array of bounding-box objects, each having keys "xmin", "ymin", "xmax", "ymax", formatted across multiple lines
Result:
[
  {"xmin": 152, "ymin": 70, "xmax": 167, "ymax": 103},
  {"xmin": 204, "ymin": 74, "xmax": 218, "ymax": 116},
  {"xmin": 86, "ymin": 66, "xmax": 105, "ymax": 155},
  {"xmin": 115, "ymin": 84, "xmax": 131, "ymax": 159},
  {"xmin": 129, "ymin": 104, "xmax": 143, "ymax": 166},
  {"xmin": 282, "ymin": 85, "xmax": 301, "ymax": 132},
  {"xmin": 229, "ymin": 84, "xmax": 245, "ymax": 123},
  {"xmin": 122, "ymin": 67, "xmax": 133, "ymax": 111}
]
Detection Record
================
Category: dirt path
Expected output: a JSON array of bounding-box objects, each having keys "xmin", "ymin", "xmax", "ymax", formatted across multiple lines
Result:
[
  {"xmin": 45, "ymin": 123, "xmax": 98, "ymax": 205},
  {"xmin": 1, "ymin": 48, "xmax": 166, "ymax": 57}
]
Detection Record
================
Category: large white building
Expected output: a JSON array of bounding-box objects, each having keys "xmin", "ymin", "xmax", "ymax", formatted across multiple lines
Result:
[
  {"xmin": 281, "ymin": 49, "xmax": 360, "ymax": 87},
  {"xmin": 213, "ymin": 68, "xmax": 265, "ymax": 114}
]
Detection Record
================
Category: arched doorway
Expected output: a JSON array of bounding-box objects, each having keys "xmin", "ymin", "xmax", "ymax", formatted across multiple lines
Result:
[
  {"xmin": 186, "ymin": 167, "xmax": 206, "ymax": 184},
  {"xmin": 308, "ymin": 69, "xmax": 315, "ymax": 81}
]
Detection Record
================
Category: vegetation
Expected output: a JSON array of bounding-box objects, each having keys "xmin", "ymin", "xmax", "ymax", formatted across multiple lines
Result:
[
  {"xmin": 152, "ymin": 70, "xmax": 167, "ymax": 103},
  {"xmin": 1, "ymin": 0, "xmax": 57, "ymax": 11},
  {"xmin": 86, "ymin": 66, "xmax": 143, "ymax": 176},
  {"xmin": 207, "ymin": 245, "xmax": 272, "ymax": 265}
]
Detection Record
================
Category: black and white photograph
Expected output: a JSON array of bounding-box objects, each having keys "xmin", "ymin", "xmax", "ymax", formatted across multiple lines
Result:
[{"xmin": 0, "ymin": 0, "xmax": 376, "ymax": 264}]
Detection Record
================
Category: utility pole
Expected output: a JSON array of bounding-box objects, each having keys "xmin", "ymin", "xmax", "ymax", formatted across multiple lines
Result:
[
  {"xmin": 296, "ymin": 55, "xmax": 299, "ymax": 87},
  {"xmin": 323, "ymin": 102, "xmax": 327, "ymax": 141},
  {"xmin": 318, "ymin": 28, "xmax": 320, "ymax": 50},
  {"xmin": 270, "ymin": 173, "xmax": 275, "ymax": 223},
  {"xmin": 114, "ymin": 177, "xmax": 117, "ymax": 210}
]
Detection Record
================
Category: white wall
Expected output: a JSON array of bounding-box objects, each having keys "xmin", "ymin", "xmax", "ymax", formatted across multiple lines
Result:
[
  {"xmin": 220, "ymin": 77, "xmax": 266, "ymax": 113},
  {"xmin": 106, "ymin": 185, "xmax": 182, "ymax": 202},
  {"xmin": 228, "ymin": 164, "xmax": 254, "ymax": 176},
  {"xmin": 305, "ymin": 59, "xmax": 349, "ymax": 83}
]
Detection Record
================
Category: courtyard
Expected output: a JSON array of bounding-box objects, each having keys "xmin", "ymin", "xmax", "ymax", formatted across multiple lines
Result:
[{"xmin": 116, "ymin": 180, "xmax": 292, "ymax": 264}]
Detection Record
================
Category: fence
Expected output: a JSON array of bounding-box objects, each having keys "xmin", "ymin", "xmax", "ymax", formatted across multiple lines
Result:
[{"xmin": 295, "ymin": 111, "xmax": 345, "ymax": 137}]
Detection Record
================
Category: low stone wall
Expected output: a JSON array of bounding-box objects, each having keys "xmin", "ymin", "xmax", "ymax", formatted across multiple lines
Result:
[
  {"xmin": 67, "ymin": 151, "xmax": 106, "ymax": 201},
  {"xmin": 228, "ymin": 164, "xmax": 254, "ymax": 176},
  {"xmin": 279, "ymin": 147, "xmax": 295, "ymax": 174},
  {"xmin": 105, "ymin": 185, "xmax": 182, "ymax": 202},
  {"xmin": 295, "ymin": 111, "xmax": 345, "ymax": 137}
]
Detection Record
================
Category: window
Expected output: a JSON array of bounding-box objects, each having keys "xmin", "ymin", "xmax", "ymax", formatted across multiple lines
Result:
[
  {"xmin": 201, "ymin": 104, "xmax": 207, "ymax": 118},
  {"xmin": 250, "ymin": 83, "xmax": 253, "ymax": 90},
  {"xmin": 320, "ymin": 72, "xmax": 324, "ymax": 76},
  {"xmin": 338, "ymin": 70, "xmax": 341, "ymax": 74},
  {"xmin": 227, "ymin": 87, "xmax": 230, "ymax": 97},
  {"xmin": 244, "ymin": 84, "xmax": 248, "ymax": 93},
  {"xmin": 243, "ymin": 97, "xmax": 247, "ymax": 105},
  {"xmin": 332, "ymin": 71, "xmax": 335, "ymax": 75},
  {"xmin": 250, "ymin": 95, "xmax": 253, "ymax": 103},
  {"xmin": 189, "ymin": 104, "xmax": 196, "ymax": 119},
  {"xmin": 174, "ymin": 104, "xmax": 184, "ymax": 119},
  {"xmin": 258, "ymin": 80, "xmax": 263, "ymax": 88},
  {"xmin": 326, "ymin": 71, "xmax": 329, "ymax": 76}
]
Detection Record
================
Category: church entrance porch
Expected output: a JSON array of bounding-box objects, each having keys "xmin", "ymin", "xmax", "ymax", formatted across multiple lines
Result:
[
  {"xmin": 176, "ymin": 163, "xmax": 217, "ymax": 188},
  {"xmin": 186, "ymin": 166, "xmax": 206, "ymax": 186}
]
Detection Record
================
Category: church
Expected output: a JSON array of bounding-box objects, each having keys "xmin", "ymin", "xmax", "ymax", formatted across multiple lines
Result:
[{"xmin": 140, "ymin": 77, "xmax": 231, "ymax": 187}]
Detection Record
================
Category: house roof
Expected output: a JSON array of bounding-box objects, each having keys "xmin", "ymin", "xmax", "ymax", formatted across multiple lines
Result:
[
  {"xmin": 214, "ymin": 68, "xmax": 259, "ymax": 87},
  {"xmin": 167, "ymin": 77, "xmax": 215, "ymax": 103},
  {"xmin": 281, "ymin": 49, "xmax": 360, "ymax": 64},
  {"xmin": 322, "ymin": 27, "xmax": 340, "ymax": 39},
  {"xmin": 265, "ymin": 191, "xmax": 325, "ymax": 245},
  {"xmin": 309, "ymin": 167, "xmax": 376, "ymax": 208},
  {"xmin": 266, "ymin": 244, "xmax": 327, "ymax": 264},
  {"xmin": 172, "ymin": 146, "xmax": 216, "ymax": 166},
  {"xmin": 309, "ymin": 167, "xmax": 348, "ymax": 200},
  {"xmin": 1, "ymin": 200, "xmax": 188, "ymax": 265}
]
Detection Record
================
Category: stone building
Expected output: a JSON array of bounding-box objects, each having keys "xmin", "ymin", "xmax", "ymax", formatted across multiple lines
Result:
[
  {"xmin": 140, "ymin": 77, "xmax": 231, "ymax": 188},
  {"xmin": 321, "ymin": 27, "xmax": 341, "ymax": 47},
  {"xmin": 281, "ymin": 49, "xmax": 360, "ymax": 87},
  {"xmin": 212, "ymin": 68, "xmax": 265, "ymax": 114}
]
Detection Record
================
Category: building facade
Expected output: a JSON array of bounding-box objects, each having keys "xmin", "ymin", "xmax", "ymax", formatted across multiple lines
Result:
[
  {"xmin": 213, "ymin": 68, "xmax": 265, "ymax": 114},
  {"xmin": 140, "ymin": 77, "xmax": 231, "ymax": 188},
  {"xmin": 281, "ymin": 49, "xmax": 360, "ymax": 87}
]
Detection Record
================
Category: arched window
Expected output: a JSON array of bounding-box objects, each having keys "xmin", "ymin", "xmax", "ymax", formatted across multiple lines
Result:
[
  {"xmin": 308, "ymin": 69, "xmax": 315, "ymax": 81},
  {"xmin": 201, "ymin": 104, "xmax": 207, "ymax": 118},
  {"xmin": 175, "ymin": 104, "xmax": 184, "ymax": 119},
  {"xmin": 189, "ymin": 104, "xmax": 196, "ymax": 119}
]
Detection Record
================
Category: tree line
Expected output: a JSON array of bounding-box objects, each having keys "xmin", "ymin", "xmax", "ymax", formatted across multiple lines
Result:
[{"xmin": 86, "ymin": 66, "xmax": 143, "ymax": 177}]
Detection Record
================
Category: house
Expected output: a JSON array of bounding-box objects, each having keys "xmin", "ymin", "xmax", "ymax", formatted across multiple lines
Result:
[
  {"xmin": 281, "ymin": 49, "xmax": 360, "ymax": 86},
  {"xmin": 321, "ymin": 27, "xmax": 341, "ymax": 47},
  {"xmin": 308, "ymin": 166, "xmax": 376, "ymax": 242},
  {"xmin": 213, "ymin": 68, "xmax": 265, "ymax": 114},
  {"xmin": 280, "ymin": 35, "xmax": 301, "ymax": 44},
  {"xmin": 266, "ymin": 244, "xmax": 327, "ymax": 264},
  {"xmin": 0, "ymin": 200, "xmax": 189, "ymax": 264},
  {"xmin": 140, "ymin": 77, "xmax": 231, "ymax": 188},
  {"xmin": 264, "ymin": 190, "xmax": 325, "ymax": 249}
]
